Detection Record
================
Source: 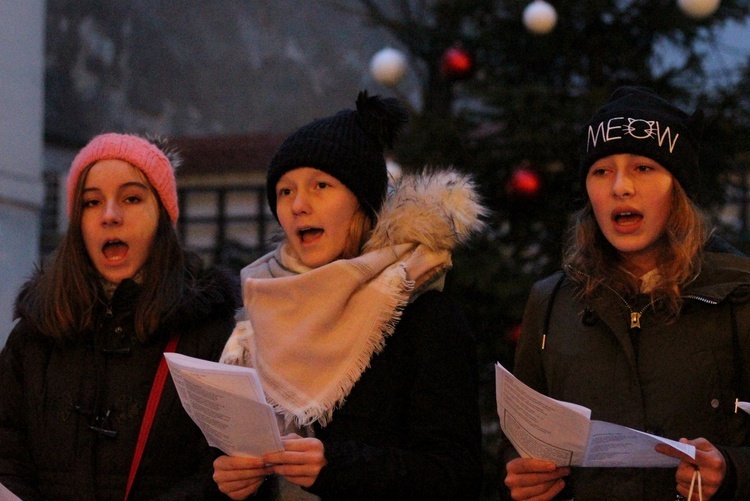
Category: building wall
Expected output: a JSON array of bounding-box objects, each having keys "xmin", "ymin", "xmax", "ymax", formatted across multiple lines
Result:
[
  {"xmin": 44, "ymin": 1, "xmax": 416, "ymax": 145},
  {"xmin": 0, "ymin": 1, "xmax": 46, "ymax": 345}
]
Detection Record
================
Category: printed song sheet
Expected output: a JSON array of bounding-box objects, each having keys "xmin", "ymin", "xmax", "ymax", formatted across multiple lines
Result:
[
  {"xmin": 165, "ymin": 353, "xmax": 283, "ymax": 457},
  {"xmin": 495, "ymin": 362, "xmax": 695, "ymax": 467}
]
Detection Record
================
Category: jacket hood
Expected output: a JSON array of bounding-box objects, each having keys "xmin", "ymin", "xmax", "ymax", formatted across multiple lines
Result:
[
  {"xmin": 684, "ymin": 251, "xmax": 750, "ymax": 304},
  {"xmin": 364, "ymin": 167, "xmax": 489, "ymax": 253},
  {"xmin": 172, "ymin": 263, "xmax": 240, "ymax": 325},
  {"xmin": 13, "ymin": 255, "xmax": 240, "ymax": 330}
]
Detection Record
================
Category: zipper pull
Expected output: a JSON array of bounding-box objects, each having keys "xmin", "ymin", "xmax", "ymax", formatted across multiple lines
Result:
[{"xmin": 630, "ymin": 312, "xmax": 641, "ymax": 330}]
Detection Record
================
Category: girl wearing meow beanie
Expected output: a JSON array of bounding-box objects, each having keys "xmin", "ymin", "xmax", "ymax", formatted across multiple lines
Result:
[{"xmin": 501, "ymin": 87, "xmax": 750, "ymax": 501}]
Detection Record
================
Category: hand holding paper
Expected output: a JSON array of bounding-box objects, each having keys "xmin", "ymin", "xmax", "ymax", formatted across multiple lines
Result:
[
  {"xmin": 495, "ymin": 362, "xmax": 695, "ymax": 468},
  {"xmin": 656, "ymin": 437, "xmax": 728, "ymax": 500},
  {"xmin": 504, "ymin": 456, "xmax": 570, "ymax": 500}
]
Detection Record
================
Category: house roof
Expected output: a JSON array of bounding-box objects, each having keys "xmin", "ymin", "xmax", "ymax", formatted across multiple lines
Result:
[{"xmin": 170, "ymin": 133, "xmax": 286, "ymax": 176}]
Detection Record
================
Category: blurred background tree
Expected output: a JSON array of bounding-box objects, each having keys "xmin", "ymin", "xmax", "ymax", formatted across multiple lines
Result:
[{"xmin": 340, "ymin": 0, "xmax": 750, "ymax": 497}]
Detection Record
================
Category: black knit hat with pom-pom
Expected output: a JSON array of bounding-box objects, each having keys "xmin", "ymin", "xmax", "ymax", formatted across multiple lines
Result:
[{"xmin": 266, "ymin": 90, "xmax": 409, "ymax": 221}]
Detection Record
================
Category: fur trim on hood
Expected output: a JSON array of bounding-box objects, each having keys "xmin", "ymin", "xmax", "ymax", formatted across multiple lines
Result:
[
  {"xmin": 365, "ymin": 167, "xmax": 489, "ymax": 253},
  {"xmin": 173, "ymin": 261, "xmax": 240, "ymax": 325}
]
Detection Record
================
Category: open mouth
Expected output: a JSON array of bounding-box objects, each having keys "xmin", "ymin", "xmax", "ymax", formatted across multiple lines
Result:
[
  {"xmin": 613, "ymin": 211, "xmax": 643, "ymax": 225},
  {"xmin": 298, "ymin": 227, "xmax": 323, "ymax": 243},
  {"xmin": 102, "ymin": 239, "xmax": 129, "ymax": 261}
]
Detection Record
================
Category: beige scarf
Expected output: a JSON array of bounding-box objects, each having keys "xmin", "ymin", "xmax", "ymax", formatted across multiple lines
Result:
[
  {"xmin": 224, "ymin": 242, "xmax": 450, "ymax": 426},
  {"xmin": 220, "ymin": 168, "xmax": 488, "ymax": 427}
]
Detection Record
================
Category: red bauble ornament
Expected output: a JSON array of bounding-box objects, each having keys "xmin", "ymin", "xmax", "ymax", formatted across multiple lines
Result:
[
  {"xmin": 507, "ymin": 167, "xmax": 542, "ymax": 197},
  {"xmin": 440, "ymin": 46, "xmax": 474, "ymax": 81}
]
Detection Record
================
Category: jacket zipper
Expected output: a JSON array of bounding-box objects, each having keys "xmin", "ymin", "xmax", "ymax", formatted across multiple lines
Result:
[
  {"xmin": 568, "ymin": 267, "xmax": 664, "ymax": 331},
  {"xmin": 543, "ymin": 268, "xmax": 719, "ymax": 348},
  {"xmin": 603, "ymin": 287, "xmax": 719, "ymax": 330},
  {"xmin": 682, "ymin": 294, "xmax": 719, "ymax": 305},
  {"xmin": 601, "ymin": 284, "xmax": 662, "ymax": 330}
]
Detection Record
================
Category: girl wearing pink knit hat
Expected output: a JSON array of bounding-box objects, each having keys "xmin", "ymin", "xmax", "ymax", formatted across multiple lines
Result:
[{"xmin": 0, "ymin": 133, "xmax": 239, "ymax": 500}]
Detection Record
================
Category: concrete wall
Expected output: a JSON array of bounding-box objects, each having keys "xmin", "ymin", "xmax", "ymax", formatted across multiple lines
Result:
[{"xmin": 0, "ymin": 0, "xmax": 46, "ymax": 345}]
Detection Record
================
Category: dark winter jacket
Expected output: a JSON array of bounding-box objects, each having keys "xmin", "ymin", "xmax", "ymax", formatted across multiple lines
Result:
[
  {"xmin": 0, "ymin": 265, "xmax": 239, "ymax": 500},
  {"xmin": 500, "ymin": 250, "xmax": 750, "ymax": 501},
  {"xmin": 256, "ymin": 290, "xmax": 483, "ymax": 501}
]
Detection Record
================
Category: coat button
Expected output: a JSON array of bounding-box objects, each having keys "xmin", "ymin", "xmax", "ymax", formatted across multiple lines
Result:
[{"xmin": 711, "ymin": 398, "xmax": 720, "ymax": 409}]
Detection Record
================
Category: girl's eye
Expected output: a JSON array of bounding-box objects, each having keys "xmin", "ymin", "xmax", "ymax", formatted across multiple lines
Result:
[
  {"xmin": 82, "ymin": 199, "xmax": 99, "ymax": 208},
  {"xmin": 589, "ymin": 168, "xmax": 607, "ymax": 177},
  {"xmin": 636, "ymin": 164, "xmax": 652, "ymax": 172},
  {"xmin": 316, "ymin": 181, "xmax": 330, "ymax": 189},
  {"xmin": 124, "ymin": 195, "xmax": 142, "ymax": 204},
  {"xmin": 278, "ymin": 187, "xmax": 292, "ymax": 197}
]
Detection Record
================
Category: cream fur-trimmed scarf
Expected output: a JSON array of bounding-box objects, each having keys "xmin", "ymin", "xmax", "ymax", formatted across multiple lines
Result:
[{"xmin": 220, "ymin": 168, "xmax": 488, "ymax": 427}]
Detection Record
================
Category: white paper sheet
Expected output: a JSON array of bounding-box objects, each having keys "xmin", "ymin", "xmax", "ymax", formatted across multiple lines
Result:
[
  {"xmin": 165, "ymin": 352, "xmax": 283, "ymax": 457},
  {"xmin": 495, "ymin": 362, "xmax": 695, "ymax": 467},
  {"xmin": 0, "ymin": 482, "xmax": 21, "ymax": 501},
  {"xmin": 737, "ymin": 401, "xmax": 750, "ymax": 414}
]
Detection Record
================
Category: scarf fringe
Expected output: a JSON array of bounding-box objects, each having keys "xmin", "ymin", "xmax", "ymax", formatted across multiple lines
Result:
[{"xmin": 263, "ymin": 265, "xmax": 414, "ymax": 427}]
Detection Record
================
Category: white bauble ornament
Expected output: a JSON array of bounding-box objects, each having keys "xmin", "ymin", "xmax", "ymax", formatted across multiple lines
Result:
[
  {"xmin": 523, "ymin": 0, "xmax": 557, "ymax": 35},
  {"xmin": 369, "ymin": 48, "xmax": 408, "ymax": 87}
]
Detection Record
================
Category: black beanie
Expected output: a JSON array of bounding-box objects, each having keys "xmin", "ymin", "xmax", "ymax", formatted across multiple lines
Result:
[
  {"xmin": 266, "ymin": 90, "xmax": 409, "ymax": 221},
  {"xmin": 579, "ymin": 86, "xmax": 704, "ymax": 197}
]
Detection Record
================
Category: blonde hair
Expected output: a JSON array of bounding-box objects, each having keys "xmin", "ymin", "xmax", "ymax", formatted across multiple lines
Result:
[
  {"xmin": 341, "ymin": 208, "xmax": 374, "ymax": 259},
  {"xmin": 563, "ymin": 181, "xmax": 707, "ymax": 318}
]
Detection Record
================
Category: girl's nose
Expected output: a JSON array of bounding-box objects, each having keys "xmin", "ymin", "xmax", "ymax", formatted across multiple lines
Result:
[
  {"xmin": 612, "ymin": 171, "xmax": 634, "ymax": 198},
  {"xmin": 102, "ymin": 201, "xmax": 123, "ymax": 226},
  {"xmin": 291, "ymin": 191, "xmax": 311, "ymax": 214}
]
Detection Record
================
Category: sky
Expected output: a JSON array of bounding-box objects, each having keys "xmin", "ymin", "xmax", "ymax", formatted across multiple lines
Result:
[{"xmin": 703, "ymin": 17, "xmax": 750, "ymax": 87}]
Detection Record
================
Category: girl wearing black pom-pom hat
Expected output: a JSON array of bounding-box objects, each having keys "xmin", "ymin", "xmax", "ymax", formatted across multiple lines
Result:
[{"xmin": 214, "ymin": 91, "xmax": 488, "ymax": 500}]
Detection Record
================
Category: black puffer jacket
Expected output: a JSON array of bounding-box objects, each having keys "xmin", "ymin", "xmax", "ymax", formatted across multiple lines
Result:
[{"xmin": 0, "ymin": 265, "xmax": 239, "ymax": 500}]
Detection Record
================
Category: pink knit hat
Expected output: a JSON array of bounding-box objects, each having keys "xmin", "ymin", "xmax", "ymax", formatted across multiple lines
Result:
[{"xmin": 67, "ymin": 133, "xmax": 179, "ymax": 224}]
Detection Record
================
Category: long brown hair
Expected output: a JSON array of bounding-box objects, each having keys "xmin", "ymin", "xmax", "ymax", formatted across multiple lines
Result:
[
  {"xmin": 563, "ymin": 180, "xmax": 707, "ymax": 317},
  {"xmin": 16, "ymin": 164, "xmax": 187, "ymax": 343}
]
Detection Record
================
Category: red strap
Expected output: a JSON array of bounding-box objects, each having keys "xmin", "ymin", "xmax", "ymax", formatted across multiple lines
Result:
[{"xmin": 124, "ymin": 335, "xmax": 180, "ymax": 501}]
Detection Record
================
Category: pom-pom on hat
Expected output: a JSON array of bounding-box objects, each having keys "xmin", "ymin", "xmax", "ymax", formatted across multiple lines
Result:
[
  {"xmin": 579, "ymin": 86, "xmax": 704, "ymax": 198},
  {"xmin": 67, "ymin": 133, "xmax": 180, "ymax": 224},
  {"xmin": 266, "ymin": 90, "xmax": 409, "ymax": 221}
]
